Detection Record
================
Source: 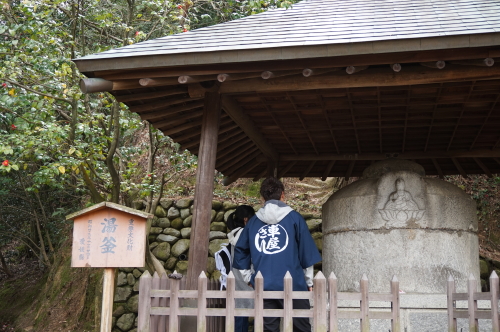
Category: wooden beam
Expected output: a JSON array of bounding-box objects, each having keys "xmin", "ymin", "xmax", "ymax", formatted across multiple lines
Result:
[
  {"xmin": 217, "ymin": 72, "xmax": 262, "ymax": 82},
  {"xmin": 139, "ymin": 100, "xmax": 205, "ymax": 121},
  {"xmin": 346, "ymin": 65, "xmax": 369, "ymax": 74},
  {"xmin": 322, "ymin": 160, "xmax": 336, "ymax": 181},
  {"xmin": 222, "ymin": 161, "xmax": 261, "ymax": 186},
  {"xmin": 278, "ymin": 161, "xmax": 297, "ymax": 178},
  {"xmin": 218, "ymin": 147, "xmax": 260, "ymax": 172},
  {"xmin": 216, "ymin": 139, "xmax": 253, "ymax": 164},
  {"xmin": 451, "ymin": 158, "xmax": 467, "ymax": 178},
  {"xmin": 80, "ymin": 78, "xmax": 113, "ymax": 93},
  {"xmin": 302, "ymin": 68, "xmax": 340, "ymax": 77},
  {"xmin": 160, "ymin": 119, "xmax": 203, "ymax": 136},
  {"xmin": 178, "ymin": 75, "xmax": 217, "ymax": 84},
  {"xmin": 451, "ymin": 58, "xmax": 494, "ymax": 67},
  {"xmin": 219, "ymin": 64, "xmax": 500, "ymax": 94},
  {"xmin": 432, "ymin": 158, "xmax": 444, "ymax": 179},
  {"xmin": 223, "ymin": 152, "xmax": 262, "ymax": 177},
  {"xmin": 139, "ymin": 77, "xmax": 179, "ymax": 87},
  {"xmin": 187, "ymin": 92, "xmax": 221, "ymax": 290},
  {"xmin": 420, "ymin": 61, "xmax": 446, "ymax": 69},
  {"xmin": 253, "ymin": 168, "xmax": 267, "ymax": 181},
  {"xmin": 130, "ymin": 96, "xmax": 200, "ymax": 113},
  {"xmin": 473, "ymin": 157, "xmax": 493, "ymax": 178},
  {"xmin": 261, "ymin": 70, "xmax": 300, "ymax": 79},
  {"xmin": 300, "ymin": 161, "xmax": 316, "ymax": 181},
  {"xmin": 259, "ymin": 148, "xmax": 500, "ymax": 161},
  {"xmin": 221, "ymin": 95, "xmax": 279, "ymax": 163},
  {"xmin": 345, "ymin": 160, "xmax": 355, "ymax": 180},
  {"xmin": 114, "ymin": 87, "xmax": 187, "ymax": 103}
]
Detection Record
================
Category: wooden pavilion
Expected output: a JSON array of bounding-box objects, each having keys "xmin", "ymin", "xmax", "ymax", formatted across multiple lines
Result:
[{"xmin": 73, "ymin": 0, "xmax": 500, "ymax": 288}]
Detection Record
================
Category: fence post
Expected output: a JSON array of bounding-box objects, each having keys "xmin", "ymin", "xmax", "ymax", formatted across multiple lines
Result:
[
  {"xmin": 254, "ymin": 271, "xmax": 264, "ymax": 332},
  {"xmin": 169, "ymin": 270, "xmax": 180, "ymax": 332},
  {"xmin": 391, "ymin": 275, "xmax": 400, "ymax": 332},
  {"xmin": 284, "ymin": 271, "xmax": 293, "ymax": 332},
  {"xmin": 159, "ymin": 273, "xmax": 168, "ymax": 332},
  {"xmin": 360, "ymin": 274, "xmax": 369, "ymax": 332},
  {"xmin": 313, "ymin": 271, "xmax": 327, "ymax": 332},
  {"xmin": 447, "ymin": 275, "xmax": 457, "ymax": 332},
  {"xmin": 138, "ymin": 271, "xmax": 152, "ymax": 332},
  {"xmin": 328, "ymin": 272, "xmax": 338, "ymax": 332},
  {"xmin": 197, "ymin": 272, "xmax": 208, "ymax": 332},
  {"xmin": 226, "ymin": 271, "xmax": 235, "ymax": 332},
  {"xmin": 151, "ymin": 272, "xmax": 160, "ymax": 332},
  {"xmin": 468, "ymin": 273, "xmax": 478, "ymax": 332},
  {"xmin": 491, "ymin": 271, "xmax": 499, "ymax": 332}
]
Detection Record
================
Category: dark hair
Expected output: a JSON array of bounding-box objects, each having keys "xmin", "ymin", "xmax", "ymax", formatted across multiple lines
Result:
[
  {"xmin": 260, "ymin": 177, "xmax": 284, "ymax": 201},
  {"xmin": 226, "ymin": 205, "xmax": 255, "ymax": 230}
]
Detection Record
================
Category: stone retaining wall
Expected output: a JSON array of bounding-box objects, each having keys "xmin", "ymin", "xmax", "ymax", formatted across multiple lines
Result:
[{"xmin": 111, "ymin": 198, "xmax": 322, "ymax": 332}]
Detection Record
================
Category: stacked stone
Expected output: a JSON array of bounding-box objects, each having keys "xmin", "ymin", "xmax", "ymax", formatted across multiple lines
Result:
[{"xmin": 111, "ymin": 198, "xmax": 323, "ymax": 332}]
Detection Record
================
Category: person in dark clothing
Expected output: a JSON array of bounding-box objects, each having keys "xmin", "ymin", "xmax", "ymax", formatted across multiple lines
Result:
[
  {"xmin": 215, "ymin": 205, "xmax": 255, "ymax": 332},
  {"xmin": 233, "ymin": 177, "xmax": 322, "ymax": 332}
]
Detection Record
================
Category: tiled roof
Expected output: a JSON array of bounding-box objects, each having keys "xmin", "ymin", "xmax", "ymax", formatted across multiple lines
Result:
[{"xmin": 78, "ymin": 0, "xmax": 500, "ymax": 61}]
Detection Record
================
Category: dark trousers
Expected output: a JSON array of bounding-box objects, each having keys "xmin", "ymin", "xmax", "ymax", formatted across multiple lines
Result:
[
  {"xmin": 263, "ymin": 299, "xmax": 311, "ymax": 332},
  {"xmin": 235, "ymin": 316, "xmax": 249, "ymax": 332}
]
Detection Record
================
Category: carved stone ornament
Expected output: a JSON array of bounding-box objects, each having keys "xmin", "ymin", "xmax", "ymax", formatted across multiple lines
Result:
[{"xmin": 378, "ymin": 178, "xmax": 425, "ymax": 227}]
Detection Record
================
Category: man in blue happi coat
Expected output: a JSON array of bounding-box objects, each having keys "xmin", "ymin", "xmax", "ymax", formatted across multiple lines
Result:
[{"xmin": 233, "ymin": 177, "xmax": 322, "ymax": 332}]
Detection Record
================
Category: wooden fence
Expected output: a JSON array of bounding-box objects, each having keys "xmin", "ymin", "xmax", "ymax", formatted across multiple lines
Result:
[
  {"xmin": 137, "ymin": 270, "xmax": 401, "ymax": 332},
  {"xmin": 448, "ymin": 271, "xmax": 500, "ymax": 332}
]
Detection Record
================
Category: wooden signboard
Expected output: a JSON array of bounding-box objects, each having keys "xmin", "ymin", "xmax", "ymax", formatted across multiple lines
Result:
[{"xmin": 67, "ymin": 202, "xmax": 153, "ymax": 332}]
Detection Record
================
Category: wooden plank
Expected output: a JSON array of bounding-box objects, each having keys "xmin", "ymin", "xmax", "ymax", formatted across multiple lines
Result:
[
  {"xmin": 100, "ymin": 268, "xmax": 116, "ymax": 332},
  {"xmin": 226, "ymin": 272, "xmax": 235, "ymax": 332},
  {"xmin": 254, "ymin": 272, "xmax": 264, "ymax": 332},
  {"xmin": 219, "ymin": 65, "xmax": 500, "ymax": 94},
  {"xmin": 468, "ymin": 274, "xmax": 479, "ymax": 332},
  {"xmin": 187, "ymin": 92, "xmax": 221, "ymax": 290},
  {"xmin": 360, "ymin": 274, "xmax": 369, "ymax": 332},
  {"xmin": 313, "ymin": 272, "xmax": 327, "ymax": 332},
  {"xmin": 391, "ymin": 276, "xmax": 400, "ymax": 332},
  {"xmin": 159, "ymin": 274, "xmax": 168, "ymax": 332},
  {"xmin": 197, "ymin": 272, "xmax": 207, "ymax": 332},
  {"xmin": 169, "ymin": 276, "xmax": 180, "ymax": 331},
  {"xmin": 140, "ymin": 100, "xmax": 205, "ymax": 121},
  {"xmin": 138, "ymin": 271, "xmax": 152, "ymax": 332},
  {"xmin": 328, "ymin": 272, "xmax": 339, "ymax": 332},
  {"xmin": 447, "ymin": 276, "xmax": 457, "ymax": 332},
  {"xmin": 283, "ymin": 272, "xmax": 293, "ymax": 332},
  {"xmin": 151, "ymin": 272, "xmax": 160, "ymax": 331},
  {"xmin": 262, "ymin": 148, "xmax": 500, "ymax": 161},
  {"xmin": 160, "ymin": 119, "xmax": 203, "ymax": 136},
  {"xmin": 221, "ymin": 95, "xmax": 279, "ymax": 163},
  {"xmin": 130, "ymin": 96, "xmax": 200, "ymax": 113},
  {"xmin": 115, "ymin": 87, "xmax": 187, "ymax": 102},
  {"xmin": 491, "ymin": 271, "xmax": 499, "ymax": 332}
]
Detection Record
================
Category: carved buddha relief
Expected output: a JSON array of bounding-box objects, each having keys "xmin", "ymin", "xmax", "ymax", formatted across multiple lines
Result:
[{"xmin": 378, "ymin": 178, "xmax": 425, "ymax": 227}]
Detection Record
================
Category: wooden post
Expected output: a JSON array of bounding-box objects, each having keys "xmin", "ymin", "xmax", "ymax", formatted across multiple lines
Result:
[
  {"xmin": 169, "ymin": 271, "xmax": 180, "ymax": 332},
  {"xmin": 159, "ymin": 273, "xmax": 168, "ymax": 332},
  {"xmin": 283, "ymin": 272, "xmax": 293, "ymax": 332},
  {"xmin": 151, "ymin": 272, "xmax": 160, "ymax": 331},
  {"xmin": 328, "ymin": 272, "xmax": 338, "ymax": 332},
  {"xmin": 447, "ymin": 275, "xmax": 457, "ymax": 332},
  {"xmin": 187, "ymin": 91, "xmax": 221, "ymax": 290},
  {"xmin": 313, "ymin": 272, "xmax": 327, "ymax": 332},
  {"xmin": 138, "ymin": 271, "xmax": 152, "ymax": 332},
  {"xmin": 360, "ymin": 274, "xmax": 369, "ymax": 332},
  {"xmin": 491, "ymin": 271, "xmax": 499, "ymax": 332},
  {"xmin": 100, "ymin": 268, "xmax": 115, "ymax": 332},
  {"xmin": 254, "ymin": 272, "xmax": 264, "ymax": 332},
  {"xmin": 197, "ymin": 272, "xmax": 208, "ymax": 332},
  {"xmin": 226, "ymin": 271, "xmax": 236, "ymax": 332},
  {"xmin": 391, "ymin": 275, "xmax": 400, "ymax": 332},
  {"xmin": 468, "ymin": 274, "xmax": 478, "ymax": 332}
]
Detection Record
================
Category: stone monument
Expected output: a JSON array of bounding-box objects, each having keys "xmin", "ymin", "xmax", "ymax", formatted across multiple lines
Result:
[{"xmin": 322, "ymin": 159, "xmax": 481, "ymax": 331}]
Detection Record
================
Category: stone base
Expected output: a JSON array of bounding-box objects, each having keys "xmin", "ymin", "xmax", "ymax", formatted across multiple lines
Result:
[{"xmin": 335, "ymin": 293, "xmax": 493, "ymax": 332}]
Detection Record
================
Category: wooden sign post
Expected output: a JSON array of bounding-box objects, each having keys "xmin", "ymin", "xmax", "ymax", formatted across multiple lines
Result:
[{"xmin": 67, "ymin": 202, "xmax": 153, "ymax": 332}]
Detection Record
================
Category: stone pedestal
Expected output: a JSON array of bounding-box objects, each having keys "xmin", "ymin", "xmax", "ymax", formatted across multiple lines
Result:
[{"xmin": 323, "ymin": 159, "xmax": 479, "ymax": 294}]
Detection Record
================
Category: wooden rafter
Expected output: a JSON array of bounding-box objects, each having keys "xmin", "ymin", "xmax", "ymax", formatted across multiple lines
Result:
[
  {"xmin": 130, "ymin": 96, "xmax": 200, "ymax": 113},
  {"xmin": 318, "ymin": 95, "xmax": 339, "ymax": 154},
  {"xmin": 451, "ymin": 158, "xmax": 468, "ymax": 178},
  {"xmin": 223, "ymin": 150, "xmax": 262, "ymax": 175},
  {"xmin": 473, "ymin": 158, "xmax": 493, "ymax": 178},
  {"xmin": 287, "ymin": 92, "xmax": 319, "ymax": 155},
  {"xmin": 377, "ymin": 87, "xmax": 382, "ymax": 153},
  {"xmin": 468, "ymin": 93, "xmax": 500, "ymax": 150},
  {"xmin": 424, "ymin": 83, "xmax": 443, "ymax": 152},
  {"xmin": 150, "ymin": 109, "xmax": 203, "ymax": 128},
  {"xmin": 346, "ymin": 88, "xmax": 361, "ymax": 154},
  {"xmin": 140, "ymin": 100, "xmax": 205, "ymax": 121},
  {"xmin": 221, "ymin": 96, "xmax": 279, "ymax": 162},
  {"xmin": 114, "ymin": 87, "xmax": 186, "ymax": 102},
  {"xmin": 322, "ymin": 160, "xmax": 336, "ymax": 181},
  {"xmin": 401, "ymin": 88, "xmax": 410, "ymax": 153},
  {"xmin": 345, "ymin": 160, "xmax": 355, "ymax": 180},
  {"xmin": 278, "ymin": 161, "xmax": 297, "ymax": 178},
  {"xmin": 300, "ymin": 161, "xmax": 316, "ymax": 181},
  {"xmin": 447, "ymin": 83, "xmax": 474, "ymax": 151},
  {"xmin": 216, "ymin": 141, "xmax": 255, "ymax": 167},
  {"xmin": 218, "ymin": 147, "xmax": 260, "ymax": 171},
  {"xmin": 432, "ymin": 158, "xmax": 444, "ymax": 178}
]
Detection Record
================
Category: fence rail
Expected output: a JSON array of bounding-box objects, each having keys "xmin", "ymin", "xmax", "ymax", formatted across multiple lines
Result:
[
  {"xmin": 138, "ymin": 270, "xmax": 401, "ymax": 332},
  {"xmin": 448, "ymin": 271, "xmax": 500, "ymax": 332}
]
